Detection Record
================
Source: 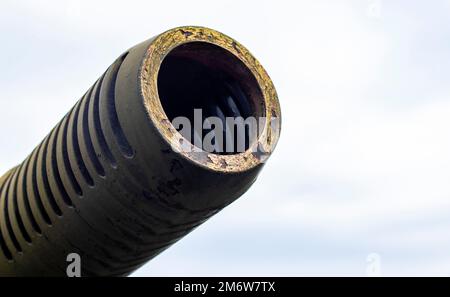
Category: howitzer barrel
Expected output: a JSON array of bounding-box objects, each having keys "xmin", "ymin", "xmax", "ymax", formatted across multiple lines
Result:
[{"xmin": 0, "ymin": 26, "xmax": 281, "ymax": 276}]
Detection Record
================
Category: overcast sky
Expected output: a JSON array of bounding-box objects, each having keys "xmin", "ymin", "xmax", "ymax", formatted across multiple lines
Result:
[{"xmin": 1, "ymin": 0, "xmax": 450, "ymax": 276}]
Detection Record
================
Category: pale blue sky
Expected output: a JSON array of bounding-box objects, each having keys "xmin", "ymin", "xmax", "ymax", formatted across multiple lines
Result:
[{"xmin": 1, "ymin": 0, "xmax": 450, "ymax": 276}]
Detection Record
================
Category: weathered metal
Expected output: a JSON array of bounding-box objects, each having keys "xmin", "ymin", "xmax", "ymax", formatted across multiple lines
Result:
[{"xmin": 0, "ymin": 26, "xmax": 281, "ymax": 276}]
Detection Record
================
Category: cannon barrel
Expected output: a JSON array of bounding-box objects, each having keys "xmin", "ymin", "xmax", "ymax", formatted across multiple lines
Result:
[{"xmin": 0, "ymin": 26, "xmax": 281, "ymax": 276}]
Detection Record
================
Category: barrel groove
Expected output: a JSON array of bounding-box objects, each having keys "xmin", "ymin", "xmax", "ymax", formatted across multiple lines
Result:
[
  {"xmin": 60, "ymin": 111, "xmax": 83, "ymax": 197},
  {"xmin": 32, "ymin": 138, "xmax": 53, "ymax": 226},
  {"xmin": 40, "ymin": 135, "xmax": 64, "ymax": 217},
  {"xmin": 91, "ymin": 73, "xmax": 117, "ymax": 168},
  {"xmin": 20, "ymin": 155, "xmax": 42, "ymax": 235},
  {"xmin": 70, "ymin": 99, "xmax": 95, "ymax": 187},
  {"xmin": 49, "ymin": 120, "xmax": 74, "ymax": 207},
  {"xmin": 1, "ymin": 171, "xmax": 22, "ymax": 254},
  {"xmin": 10, "ymin": 165, "xmax": 32, "ymax": 244},
  {"xmin": 104, "ymin": 53, "xmax": 134, "ymax": 159},
  {"xmin": 80, "ymin": 86, "xmax": 106, "ymax": 178}
]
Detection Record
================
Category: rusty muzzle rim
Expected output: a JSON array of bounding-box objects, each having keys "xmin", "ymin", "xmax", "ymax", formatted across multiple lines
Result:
[{"xmin": 141, "ymin": 26, "xmax": 281, "ymax": 173}]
